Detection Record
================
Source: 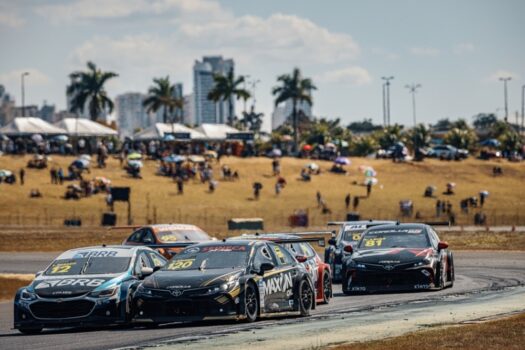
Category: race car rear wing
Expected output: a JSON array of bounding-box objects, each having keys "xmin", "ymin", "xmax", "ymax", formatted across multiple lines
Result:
[
  {"xmin": 144, "ymin": 242, "xmax": 199, "ymax": 249},
  {"xmin": 107, "ymin": 225, "xmax": 144, "ymax": 230},
  {"xmin": 269, "ymin": 236, "xmax": 327, "ymax": 248},
  {"xmin": 328, "ymin": 220, "xmax": 451, "ymax": 227}
]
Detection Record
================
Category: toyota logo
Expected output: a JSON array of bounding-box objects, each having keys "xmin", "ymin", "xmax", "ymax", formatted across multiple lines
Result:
[
  {"xmin": 171, "ymin": 290, "xmax": 183, "ymax": 297},
  {"xmin": 383, "ymin": 265, "xmax": 394, "ymax": 271}
]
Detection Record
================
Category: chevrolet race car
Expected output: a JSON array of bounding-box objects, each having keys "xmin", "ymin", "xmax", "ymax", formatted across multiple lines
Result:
[
  {"xmin": 325, "ymin": 220, "xmax": 395, "ymax": 282},
  {"xmin": 121, "ymin": 224, "xmax": 213, "ymax": 258},
  {"xmin": 133, "ymin": 240, "xmax": 315, "ymax": 324},
  {"xmin": 229, "ymin": 233, "xmax": 332, "ymax": 304},
  {"xmin": 14, "ymin": 245, "xmax": 167, "ymax": 334},
  {"xmin": 342, "ymin": 223, "xmax": 455, "ymax": 294}
]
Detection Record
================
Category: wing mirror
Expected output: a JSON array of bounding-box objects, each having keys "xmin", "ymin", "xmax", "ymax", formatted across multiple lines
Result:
[
  {"xmin": 258, "ymin": 262, "xmax": 275, "ymax": 275},
  {"xmin": 140, "ymin": 267, "xmax": 154, "ymax": 278},
  {"xmin": 295, "ymin": 255, "xmax": 308, "ymax": 263},
  {"xmin": 35, "ymin": 270, "xmax": 43, "ymax": 278},
  {"xmin": 328, "ymin": 238, "xmax": 337, "ymax": 246},
  {"xmin": 437, "ymin": 241, "xmax": 449, "ymax": 250},
  {"xmin": 343, "ymin": 245, "xmax": 353, "ymax": 254}
]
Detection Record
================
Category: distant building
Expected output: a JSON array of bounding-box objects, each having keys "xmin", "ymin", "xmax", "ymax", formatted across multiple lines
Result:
[
  {"xmin": 115, "ymin": 92, "xmax": 150, "ymax": 138},
  {"xmin": 183, "ymin": 93, "xmax": 195, "ymax": 126},
  {"xmin": 173, "ymin": 83, "xmax": 183, "ymax": 123},
  {"xmin": 0, "ymin": 85, "xmax": 16, "ymax": 125},
  {"xmin": 193, "ymin": 56, "xmax": 234, "ymax": 125},
  {"xmin": 272, "ymin": 99, "xmax": 312, "ymax": 130},
  {"xmin": 39, "ymin": 101, "xmax": 56, "ymax": 123}
]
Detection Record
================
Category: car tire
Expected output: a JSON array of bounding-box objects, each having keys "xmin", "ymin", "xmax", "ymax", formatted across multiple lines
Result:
[
  {"xmin": 447, "ymin": 253, "xmax": 455, "ymax": 288},
  {"xmin": 298, "ymin": 279, "xmax": 314, "ymax": 317},
  {"xmin": 18, "ymin": 328, "xmax": 42, "ymax": 335},
  {"xmin": 244, "ymin": 282, "xmax": 259, "ymax": 323},
  {"xmin": 436, "ymin": 262, "xmax": 445, "ymax": 289},
  {"xmin": 322, "ymin": 271, "xmax": 332, "ymax": 304}
]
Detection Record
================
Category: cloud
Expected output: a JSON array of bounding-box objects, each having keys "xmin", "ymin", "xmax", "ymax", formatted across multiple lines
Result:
[
  {"xmin": 35, "ymin": 0, "xmax": 230, "ymax": 23},
  {"xmin": 487, "ymin": 70, "xmax": 520, "ymax": 82},
  {"xmin": 0, "ymin": 69, "xmax": 51, "ymax": 87},
  {"xmin": 0, "ymin": 11, "xmax": 25, "ymax": 28},
  {"xmin": 410, "ymin": 47, "xmax": 440, "ymax": 56},
  {"xmin": 453, "ymin": 42, "xmax": 475, "ymax": 55},
  {"xmin": 316, "ymin": 66, "xmax": 372, "ymax": 85},
  {"xmin": 370, "ymin": 47, "xmax": 399, "ymax": 60}
]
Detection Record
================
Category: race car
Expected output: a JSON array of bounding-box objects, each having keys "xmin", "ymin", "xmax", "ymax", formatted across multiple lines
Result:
[
  {"xmin": 121, "ymin": 223, "xmax": 213, "ymax": 258},
  {"xmin": 325, "ymin": 220, "xmax": 395, "ymax": 282},
  {"xmin": 13, "ymin": 245, "xmax": 167, "ymax": 334},
  {"xmin": 133, "ymin": 240, "xmax": 315, "ymax": 325},
  {"xmin": 229, "ymin": 233, "xmax": 332, "ymax": 304},
  {"xmin": 341, "ymin": 223, "xmax": 455, "ymax": 294}
]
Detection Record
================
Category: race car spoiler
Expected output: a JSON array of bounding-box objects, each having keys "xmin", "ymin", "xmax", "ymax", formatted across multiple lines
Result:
[
  {"xmin": 327, "ymin": 220, "xmax": 451, "ymax": 227},
  {"xmin": 269, "ymin": 237, "xmax": 327, "ymax": 248},
  {"xmin": 143, "ymin": 242, "xmax": 199, "ymax": 249}
]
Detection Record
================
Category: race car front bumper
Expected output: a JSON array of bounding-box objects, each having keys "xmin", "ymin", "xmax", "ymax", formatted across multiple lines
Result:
[
  {"xmin": 14, "ymin": 294, "xmax": 126, "ymax": 330},
  {"xmin": 343, "ymin": 267, "xmax": 436, "ymax": 294}
]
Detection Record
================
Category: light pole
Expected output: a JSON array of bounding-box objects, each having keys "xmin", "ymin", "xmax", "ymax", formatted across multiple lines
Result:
[
  {"xmin": 242, "ymin": 74, "xmax": 251, "ymax": 113},
  {"xmin": 405, "ymin": 83, "xmax": 422, "ymax": 126},
  {"xmin": 499, "ymin": 76, "xmax": 511, "ymax": 122},
  {"xmin": 21, "ymin": 72, "xmax": 29, "ymax": 117},
  {"xmin": 382, "ymin": 83, "xmax": 386, "ymax": 127},
  {"xmin": 382, "ymin": 76, "xmax": 394, "ymax": 126},
  {"xmin": 521, "ymin": 85, "xmax": 524, "ymax": 136}
]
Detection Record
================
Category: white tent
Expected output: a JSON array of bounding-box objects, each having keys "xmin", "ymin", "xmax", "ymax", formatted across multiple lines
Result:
[
  {"xmin": 194, "ymin": 123, "xmax": 242, "ymax": 140},
  {"xmin": 0, "ymin": 117, "xmax": 66, "ymax": 136},
  {"xmin": 54, "ymin": 118, "xmax": 118, "ymax": 137},
  {"xmin": 133, "ymin": 123, "xmax": 205, "ymax": 141}
]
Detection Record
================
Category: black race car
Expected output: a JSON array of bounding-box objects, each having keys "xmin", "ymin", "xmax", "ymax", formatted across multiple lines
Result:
[
  {"xmin": 133, "ymin": 240, "xmax": 315, "ymax": 324},
  {"xmin": 13, "ymin": 246, "xmax": 167, "ymax": 334},
  {"xmin": 342, "ymin": 223, "xmax": 454, "ymax": 294},
  {"xmin": 325, "ymin": 220, "xmax": 395, "ymax": 282}
]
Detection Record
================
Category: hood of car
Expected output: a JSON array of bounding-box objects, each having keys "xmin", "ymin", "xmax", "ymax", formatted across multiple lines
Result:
[
  {"xmin": 352, "ymin": 248, "xmax": 434, "ymax": 264},
  {"xmin": 31, "ymin": 274, "xmax": 121, "ymax": 298},
  {"xmin": 145, "ymin": 268, "xmax": 243, "ymax": 290}
]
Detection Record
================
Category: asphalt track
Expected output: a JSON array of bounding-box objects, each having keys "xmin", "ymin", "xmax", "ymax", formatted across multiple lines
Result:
[{"xmin": 0, "ymin": 251, "xmax": 524, "ymax": 350}]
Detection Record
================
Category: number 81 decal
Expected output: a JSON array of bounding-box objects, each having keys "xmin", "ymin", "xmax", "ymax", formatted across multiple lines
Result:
[{"xmin": 364, "ymin": 238, "xmax": 384, "ymax": 247}]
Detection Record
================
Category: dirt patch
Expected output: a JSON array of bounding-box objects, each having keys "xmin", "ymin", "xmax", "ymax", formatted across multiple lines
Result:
[
  {"xmin": 0, "ymin": 274, "xmax": 33, "ymax": 301},
  {"xmin": 332, "ymin": 312, "xmax": 525, "ymax": 350}
]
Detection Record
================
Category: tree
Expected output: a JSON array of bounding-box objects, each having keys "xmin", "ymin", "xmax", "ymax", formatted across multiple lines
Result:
[
  {"xmin": 67, "ymin": 61, "xmax": 118, "ymax": 121},
  {"xmin": 143, "ymin": 76, "xmax": 183, "ymax": 124},
  {"xmin": 240, "ymin": 106, "xmax": 264, "ymax": 133},
  {"xmin": 272, "ymin": 68, "xmax": 316, "ymax": 152},
  {"xmin": 208, "ymin": 69, "xmax": 250, "ymax": 126},
  {"xmin": 347, "ymin": 119, "xmax": 382, "ymax": 133},
  {"xmin": 351, "ymin": 136, "xmax": 378, "ymax": 156},
  {"xmin": 432, "ymin": 118, "xmax": 453, "ymax": 131},
  {"xmin": 473, "ymin": 113, "xmax": 498, "ymax": 130},
  {"xmin": 375, "ymin": 124, "xmax": 404, "ymax": 149},
  {"xmin": 408, "ymin": 124, "xmax": 431, "ymax": 149},
  {"xmin": 499, "ymin": 130, "xmax": 523, "ymax": 153},
  {"xmin": 444, "ymin": 127, "xmax": 478, "ymax": 150}
]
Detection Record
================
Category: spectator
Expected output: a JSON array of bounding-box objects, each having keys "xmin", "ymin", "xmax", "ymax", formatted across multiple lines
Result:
[
  {"xmin": 209, "ymin": 180, "xmax": 217, "ymax": 193},
  {"xmin": 57, "ymin": 168, "xmax": 64, "ymax": 185},
  {"xmin": 272, "ymin": 158, "xmax": 281, "ymax": 176},
  {"xmin": 436, "ymin": 200, "xmax": 442, "ymax": 217},
  {"xmin": 479, "ymin": 191, "xmax": 488, "ymax": 207},
  {"xmin": 19, "ymin": 168, "xmax": 25, "ymax": 186},
  {"xmin": 50, "ymin": 167, "xmax": 58, "ymax": 184},
  {"xmin": 316, "ymin": 191, "xmax": 322, "ymax": 207},
  {"xmin": 345, "ymin": 194, "xmax": 351, "ymax": 209},
  {"xmin": 253, "ymin": 182, "xmax": 263, "ymax": 200},
  {"xmin": 353, "ymin": 196, "xmax": 360, "ymax": 210},
  {"xmin": 366, "ymin": 182, "xmax": 372, "ymax": 197},
  {"xmin": 446, "ymin": 201, "xmax": 452, "ymax": 214},
  {"xmin": 275, "ymin": 182, "xmax": 282, "ymax": 195},
  {"xmin": 176, "ymin": 177, "xmax": 184, "ymax": 195}
]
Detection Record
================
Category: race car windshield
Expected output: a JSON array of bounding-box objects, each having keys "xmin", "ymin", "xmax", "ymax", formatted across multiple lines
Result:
[
  {"xmin": 44, "ymin": 257, "xmax": 131, "ymax": 276},
  {"xmin": 358, "ymin": 229, "xmax": 430, "ymax": 249},
  {"xmin": 164, "ymin": 246, "xmax": 249, "ymax": 270},
  {"xmin": 343, "ymin": 229, "xmax": 365, "ymax": 242},
  {"xmin": 157, "ymin": 230, "xmax": 209, "ymax": 243}
]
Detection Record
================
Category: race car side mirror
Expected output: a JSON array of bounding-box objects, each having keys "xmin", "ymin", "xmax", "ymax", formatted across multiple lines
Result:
[
  {"xmin": 140, "ymin": 267, "xmax": 154, "ymax": 278},
  {"xmin": 295, "ymin": 255, "xmax": 307, "ymax": 263},
  {"xmin": 258, "ymin": 262, "xmax": 275, "ymax": 275},
  {"xmin": 35, "ymin": 270, "xmax": 43, "ymax": 278},
  {"xmin": 437, "ymin": 241, "xmax": 449, "ymax": 250},
  {"xmin": 328, "ymin": 238, "xmax": 337, "ymax": 246},
  {"xmin": 343, "ymin": 245, "xmax": 353, "ymax": 254},
  {"xmin": 153, "ymin": 266, "xmax": 162, "ymax": 272}
]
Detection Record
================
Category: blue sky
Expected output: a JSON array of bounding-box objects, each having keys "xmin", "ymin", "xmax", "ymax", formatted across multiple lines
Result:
[{"xmin": 0, "ymin": 0, "xmax": 524, "ymax": 130}]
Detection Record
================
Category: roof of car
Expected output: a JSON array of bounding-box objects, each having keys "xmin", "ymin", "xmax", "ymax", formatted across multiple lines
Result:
[
  {"xmin": 366, "ymin": 223, "xmax": 429, "ymax": 232},
  {"xmin": 58, "ymin": 245, "xmax": 145, "ymax": 259},
  {"xmin": 230, "ymin": 233, "xmax": 301, "ymax": 240}
]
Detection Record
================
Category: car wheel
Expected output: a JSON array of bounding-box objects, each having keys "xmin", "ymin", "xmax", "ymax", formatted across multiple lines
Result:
[
  {"xmin": 18, "ymin": 328, "xmax": 42, "ymax": 335},
  {"xmin": 244, "ymin": 282, "xmax": 259, "ymax": 322},
  {"xmin": 436, "ymin": 263, "xmax": 445, "ymax": 289},
  {"xmin": 322, "ymin": 271, "xmax": 332, "ymax": 304},
  {"xmin": 447, "ymin": 253, "xmax": 455, "ymax": 287},
  {"xmin": 298, "ymin": 279, "xmax": 314, "ymax": 316}
]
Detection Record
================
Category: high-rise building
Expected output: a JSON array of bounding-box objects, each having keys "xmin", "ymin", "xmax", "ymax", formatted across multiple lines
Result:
[
  {"xmin": 272, "ymin": 99, "xmax": 313, "ymax": 130},
  {"xmin": 115, "ymin": 92, "xmax": 150, "ymax": 138},
  {"xmin": 183, "ymin": 93, "xmax": 195, "ymax": 126},
  {"xmin": 172, "ymin": 83, "xmax": 183, "ymax": 123},
  {"xmin": 193, "ymin": 56, "xmax": 234, "ymax": 125},
  {"xmin": 0, "ymin": 85, "xmax": 16, "ymax": 125},
  {"xmin": 40, "ymin": 101, "xmax": 56, "ymax": 123}
]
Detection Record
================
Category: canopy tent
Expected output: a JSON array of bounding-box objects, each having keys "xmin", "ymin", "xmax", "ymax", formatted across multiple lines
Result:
[
  {"xmin": 0, "ymin": 117, "xmax": 66, "ymax": 136},
  {"xmin": 133, "ymin": 123, "xmax": 205, "ymax": 141},
  {"xmin": 54, "ymin": 118, "xmax": 117, "ymax": 137},
  {"xmin": 194, "ymin": 123, "xmax": 247, "ymax": 141}
]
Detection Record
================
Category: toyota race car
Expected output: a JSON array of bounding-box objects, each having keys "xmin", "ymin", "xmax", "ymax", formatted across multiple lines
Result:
[
  {"xmin": 14, "ymin": 246, "xmax": 167, "ymax": 334},
  {"xmin": 229, "ymin": 233, "xmax": 332, "ymax": 304},
  {"xmin": 133, "ymin": 240, "xmax": 315, "ymax": 324},
  {"xmin": 342, "ymin": 223, "xmax": 454, "ymax": 294},
  {"xmin": 121, "ymin": 224, "xmax": 213, "ymax": 258},
  {"xmin": 325, "ymin": 221, "xmax": 395, "ymax": 282}
]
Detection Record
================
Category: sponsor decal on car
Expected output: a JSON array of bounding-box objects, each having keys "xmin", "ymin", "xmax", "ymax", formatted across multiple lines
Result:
[
  {"xmin": 201, "ymin": 245, "xmax": 246, "ymax": 252},
  {"xmin": 414, "ymin": 284, "xmax": 431, "ymax": 289},
  {"xmin": 35, "ymin": 278, "xmax": 106, "ymax": 289},
  {"xmin": 263, "ymin": 272, "xmax": 293, "ymax": 296},
  {"xmin": 73, "ymin": 250, "xmax": 119, "ymax": 258}
]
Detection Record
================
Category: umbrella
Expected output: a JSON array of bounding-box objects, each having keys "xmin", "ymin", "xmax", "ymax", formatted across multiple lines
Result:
[
  {"xmin": 325, "ymin": 142, "xmax": 337, "ymax": 149},
  {"xmin": 53, "ymin": 135, "xmax": 68, "ymax": 142},
  {"xmin": 334, "ymin": 157, "xmax": 350, "ymax": 165},
  {"xmin": 447, "ymin": 182, "xmax": 456, "ymax": 188},
  {"xmin": 94, "ymin": 176, "xmax": 111, "ymax": 185},
  {"xmin": 79, "ymin": 154, "xmax": 91, "ymax": 161},
  {"xmin": 163, "ymin": 134, "xmax": 176, "ymax": 142},
  {"xmin": 364, "ymin": 168, "xmax": 377, "ymax": 177},
  {"xmin": 271, "ymin": 149, "xmax": 282, "ymax": 157},
  {"xmin": 302, "ymin": 144, "xmax": 313, "ymax": 151},
  {"xmin": 127, "ymin": 160, "xmax": 143, "ymax": 168},
  {"xmin": 127, "ymin": 152, "xmax": 142, "ymax": 160},
  {"xmin": 281, "ymin": 135, "xmax": 293, "ymax": 142},
  {"xmin": 71, "ymin": 159, "xmax": 89, "ymax": 169},
  {"xmin": 480, "ymin": 190, "xmax": 489, "ymax": 196},
  {"xmin": 31, "ymin": 134, "xmax": 43, "ymax": 143},
  {"xmin": 163, "ymin": 155, "xmax": 186, "ymax": 163},
  {"xmin": 189, "ymin": 155, "xmax": 205, "ymax": 163},
  {"xmin": 364, "ymin": 177, "xmax": 378, "ymax": 186},
  {"xmin": 0, "ymin": 169, "xmax": 13, "ymax": 177},
  {"xmin": 204, "ymin": 150, "xmax": 217, "ymax": 158},
  {"xmin": 306, "ymin": 163, "xmax": 319, "ymax": 170},
  {"xmin": 480, "ymin": 139, "xmax": 500, "ymax": 148}
]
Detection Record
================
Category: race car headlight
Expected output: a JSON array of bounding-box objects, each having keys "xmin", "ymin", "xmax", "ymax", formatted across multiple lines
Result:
[
  {"xmin": 356, "ymin": 263, "xmax": 366, "ymax": 269},
  {"xmin": 137, "ymin": 285, "xmax": 152, "ymax": 296},
  {"xmin": 20, "ymin": 289, "xmax": 37, "ymax": 301},
  {"xmin": 413, "ymin": 258, "xmax": 432, "ymax": 267},
  {"xmin": 90, "ymin": 285, "xmax": 119, "ymax": 298},
  {"xmin": 220, "ymin": 280, "xmax": 239, "ymax": 292}
]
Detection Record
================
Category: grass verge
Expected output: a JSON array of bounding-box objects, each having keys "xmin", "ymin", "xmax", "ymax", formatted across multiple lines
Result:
[{"xmin": 0, "ymin": 274, "xmax": 33, "ymax": 301}]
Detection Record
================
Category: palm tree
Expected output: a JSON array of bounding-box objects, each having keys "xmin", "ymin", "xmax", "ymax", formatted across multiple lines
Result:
[
  {"xmin": 375, "ymin": 124, "xmax": 404, "ymax": 149},
  {"xmin": 351, "ymin": 136, "xmax": 378, "ymax": 156},
  {"xmin": 445, "ymin": 127, "xmax": 478, "ymax": 150},
  {"xmin": 207, "ymin": 69, "xmax": 250, "ymax": 126},
  {"xmin": 409, "ymin": 124, "xmax": 431, "ymax": 150},
  {"xmin": 240, "ymin": 106, "xmax": 264, "ymax": 133},
  {"xmin": 143, "ymin": 76, "xmax": 183, "ymax": 124},
  {"xmin": 272, "ymin": 68, "xmax": 316, "ymax": 151},
  {"xmin": 67, "ymin": 61, "xmax": 118, "ymax": 121}
]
